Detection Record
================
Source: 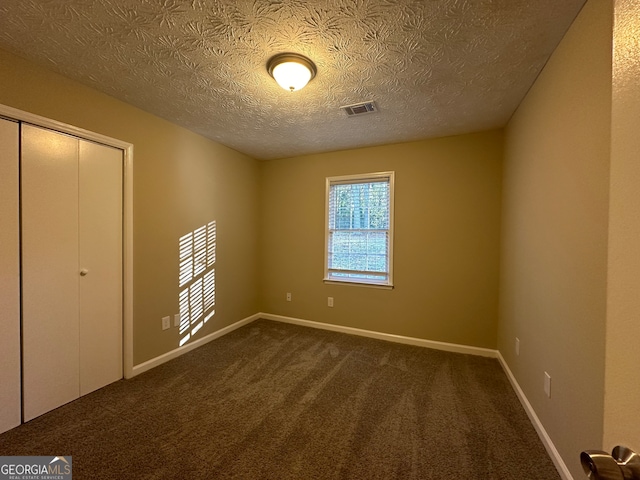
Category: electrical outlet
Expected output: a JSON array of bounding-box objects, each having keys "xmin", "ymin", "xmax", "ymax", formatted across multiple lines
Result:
[
  {"xmin": 286, "ymin": 292, "xmax": 292, "ymax": 302},
  {"xmin": 515, "ymin": 337, "xmax": 520, "ymax": 356},
  {"xmin": 328, "ymin": 297, "xmax": 334, "ymax": 307},
  {"xmin": 162, "ymin": 316, "xmax": 171, "ymax": 331},
  {"xmin": 174, "ymin": 314, "xmax": 180, "ymax": 327},
  {"xmin": 544, "ymin": 372, "xmax": 551, "ymax": 398}
]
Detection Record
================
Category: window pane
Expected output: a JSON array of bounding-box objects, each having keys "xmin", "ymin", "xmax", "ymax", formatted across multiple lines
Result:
[
  {"xmin": 330, "ymin": 181, "xmax": 389, "ymax": 230},
  {"xmin": 326, "ymin": 172, "xmax": 393, "ymax": 286},
  {"xmin": 328, "ymin": 231, "xmax": 388, "ymax": 272}
]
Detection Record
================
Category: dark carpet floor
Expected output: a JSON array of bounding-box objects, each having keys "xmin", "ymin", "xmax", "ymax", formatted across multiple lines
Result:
[{"xmin": 0, "ymin": 319, "xmax": 561, "ymax": 479}]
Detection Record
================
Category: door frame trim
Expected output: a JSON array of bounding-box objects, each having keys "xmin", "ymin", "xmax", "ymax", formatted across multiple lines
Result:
[{"xmin": 0, "ymin": 103, "xmax": 135, "ymax": 380}]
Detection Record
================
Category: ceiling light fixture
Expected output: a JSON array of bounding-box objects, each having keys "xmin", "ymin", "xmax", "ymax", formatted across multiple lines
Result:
[{"xmin": 267, "ymin": 53, "xmax": 317, "ymax": 92}]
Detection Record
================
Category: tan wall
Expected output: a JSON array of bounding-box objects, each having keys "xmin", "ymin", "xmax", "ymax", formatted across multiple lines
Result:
[
  {"xmin": 260, "ymin": 131, "xmax": 502, "ymax": 349},
  {"xmin": 604, "ymin": 0, "xmax": 640, "ymax": 451},
  {"xmin": 0, "ymin": 48, "xmax": 260, "ymax": 365},
  {"xmin": 499, "ymin": 0, "xmax": 612, "ymax": 477}
]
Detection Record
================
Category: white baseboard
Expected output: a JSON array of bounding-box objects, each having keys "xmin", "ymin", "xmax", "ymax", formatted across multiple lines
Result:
[
  {"xmin": 259, "ymin": 312, "xmax": 498, "ymax": 358},
  {"xmin": 129, "ymin": 312, "xmax": 497, "ymax": 379},
  {"xmin": 129, "ymin": 313, "xmax": 261, "ymax": 378},
  {"xmin": 497, "ymin": 352, "xmax": 573, "ymax": 480}
]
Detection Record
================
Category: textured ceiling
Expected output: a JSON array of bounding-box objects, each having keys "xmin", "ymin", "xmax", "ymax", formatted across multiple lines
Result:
[{"xmin": 0, "ymin": 0, "xmax": 586, "ymax": 160}]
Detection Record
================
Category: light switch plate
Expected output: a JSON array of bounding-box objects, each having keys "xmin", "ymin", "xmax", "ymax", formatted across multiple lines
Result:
[{"xmin": 544, "ymin": 372, "xmax": 551, "ymax": 398}]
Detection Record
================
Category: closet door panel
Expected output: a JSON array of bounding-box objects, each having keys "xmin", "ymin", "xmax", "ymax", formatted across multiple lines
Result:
[
  {"xmin": 22, "ymin": 125, "xmax": 80, "ymax": 422},
  {"xmin": 79, "ymin": 140, "xmax": 123, "ymax": 396},
  {"xmin": 0, "ymin": 118, "xmax": 21, "ymax": 433}
]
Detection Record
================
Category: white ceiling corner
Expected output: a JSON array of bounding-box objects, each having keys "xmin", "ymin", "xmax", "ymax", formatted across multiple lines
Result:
[{"xmin": 0, "ymin": 0, "xmax": 586, "ymax": 160}]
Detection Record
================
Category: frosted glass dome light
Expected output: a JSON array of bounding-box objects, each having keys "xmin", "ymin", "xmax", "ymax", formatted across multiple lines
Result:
[{"xmin": 267, "ymin": 53, "xmax": 317, "ymax": 92}]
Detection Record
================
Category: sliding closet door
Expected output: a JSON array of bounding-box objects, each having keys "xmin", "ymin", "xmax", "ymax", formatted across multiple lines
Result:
[
  {"xmin": 0, "ymin": 118, "xmax": 21, "ymax": 433},
  {"xmin": 22, "ymin": 126, "xmax": 123, "ymax": 421},
  {"xmin": 78, "ymin": 140, "xmax": 122, "ymax": 396},
  {"xmin": 22, "ymin": 125, "xmax": 81, "ymax": 422}
]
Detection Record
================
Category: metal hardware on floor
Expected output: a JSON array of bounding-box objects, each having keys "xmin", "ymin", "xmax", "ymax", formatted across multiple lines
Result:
[{"xmin": 581, "ymin": 446, "xmax": 640, "ymax": 479}]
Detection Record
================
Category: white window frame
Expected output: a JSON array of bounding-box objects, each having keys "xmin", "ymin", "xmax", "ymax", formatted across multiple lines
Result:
[{"xmin": 324, "ymin": 171, "xmax": 395, "ymax": 288}]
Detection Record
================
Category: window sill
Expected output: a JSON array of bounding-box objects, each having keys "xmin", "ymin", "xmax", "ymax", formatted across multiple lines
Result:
[{"xmin": 323, "ymin": 279, "xmax": 394, "ymax": 290}]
